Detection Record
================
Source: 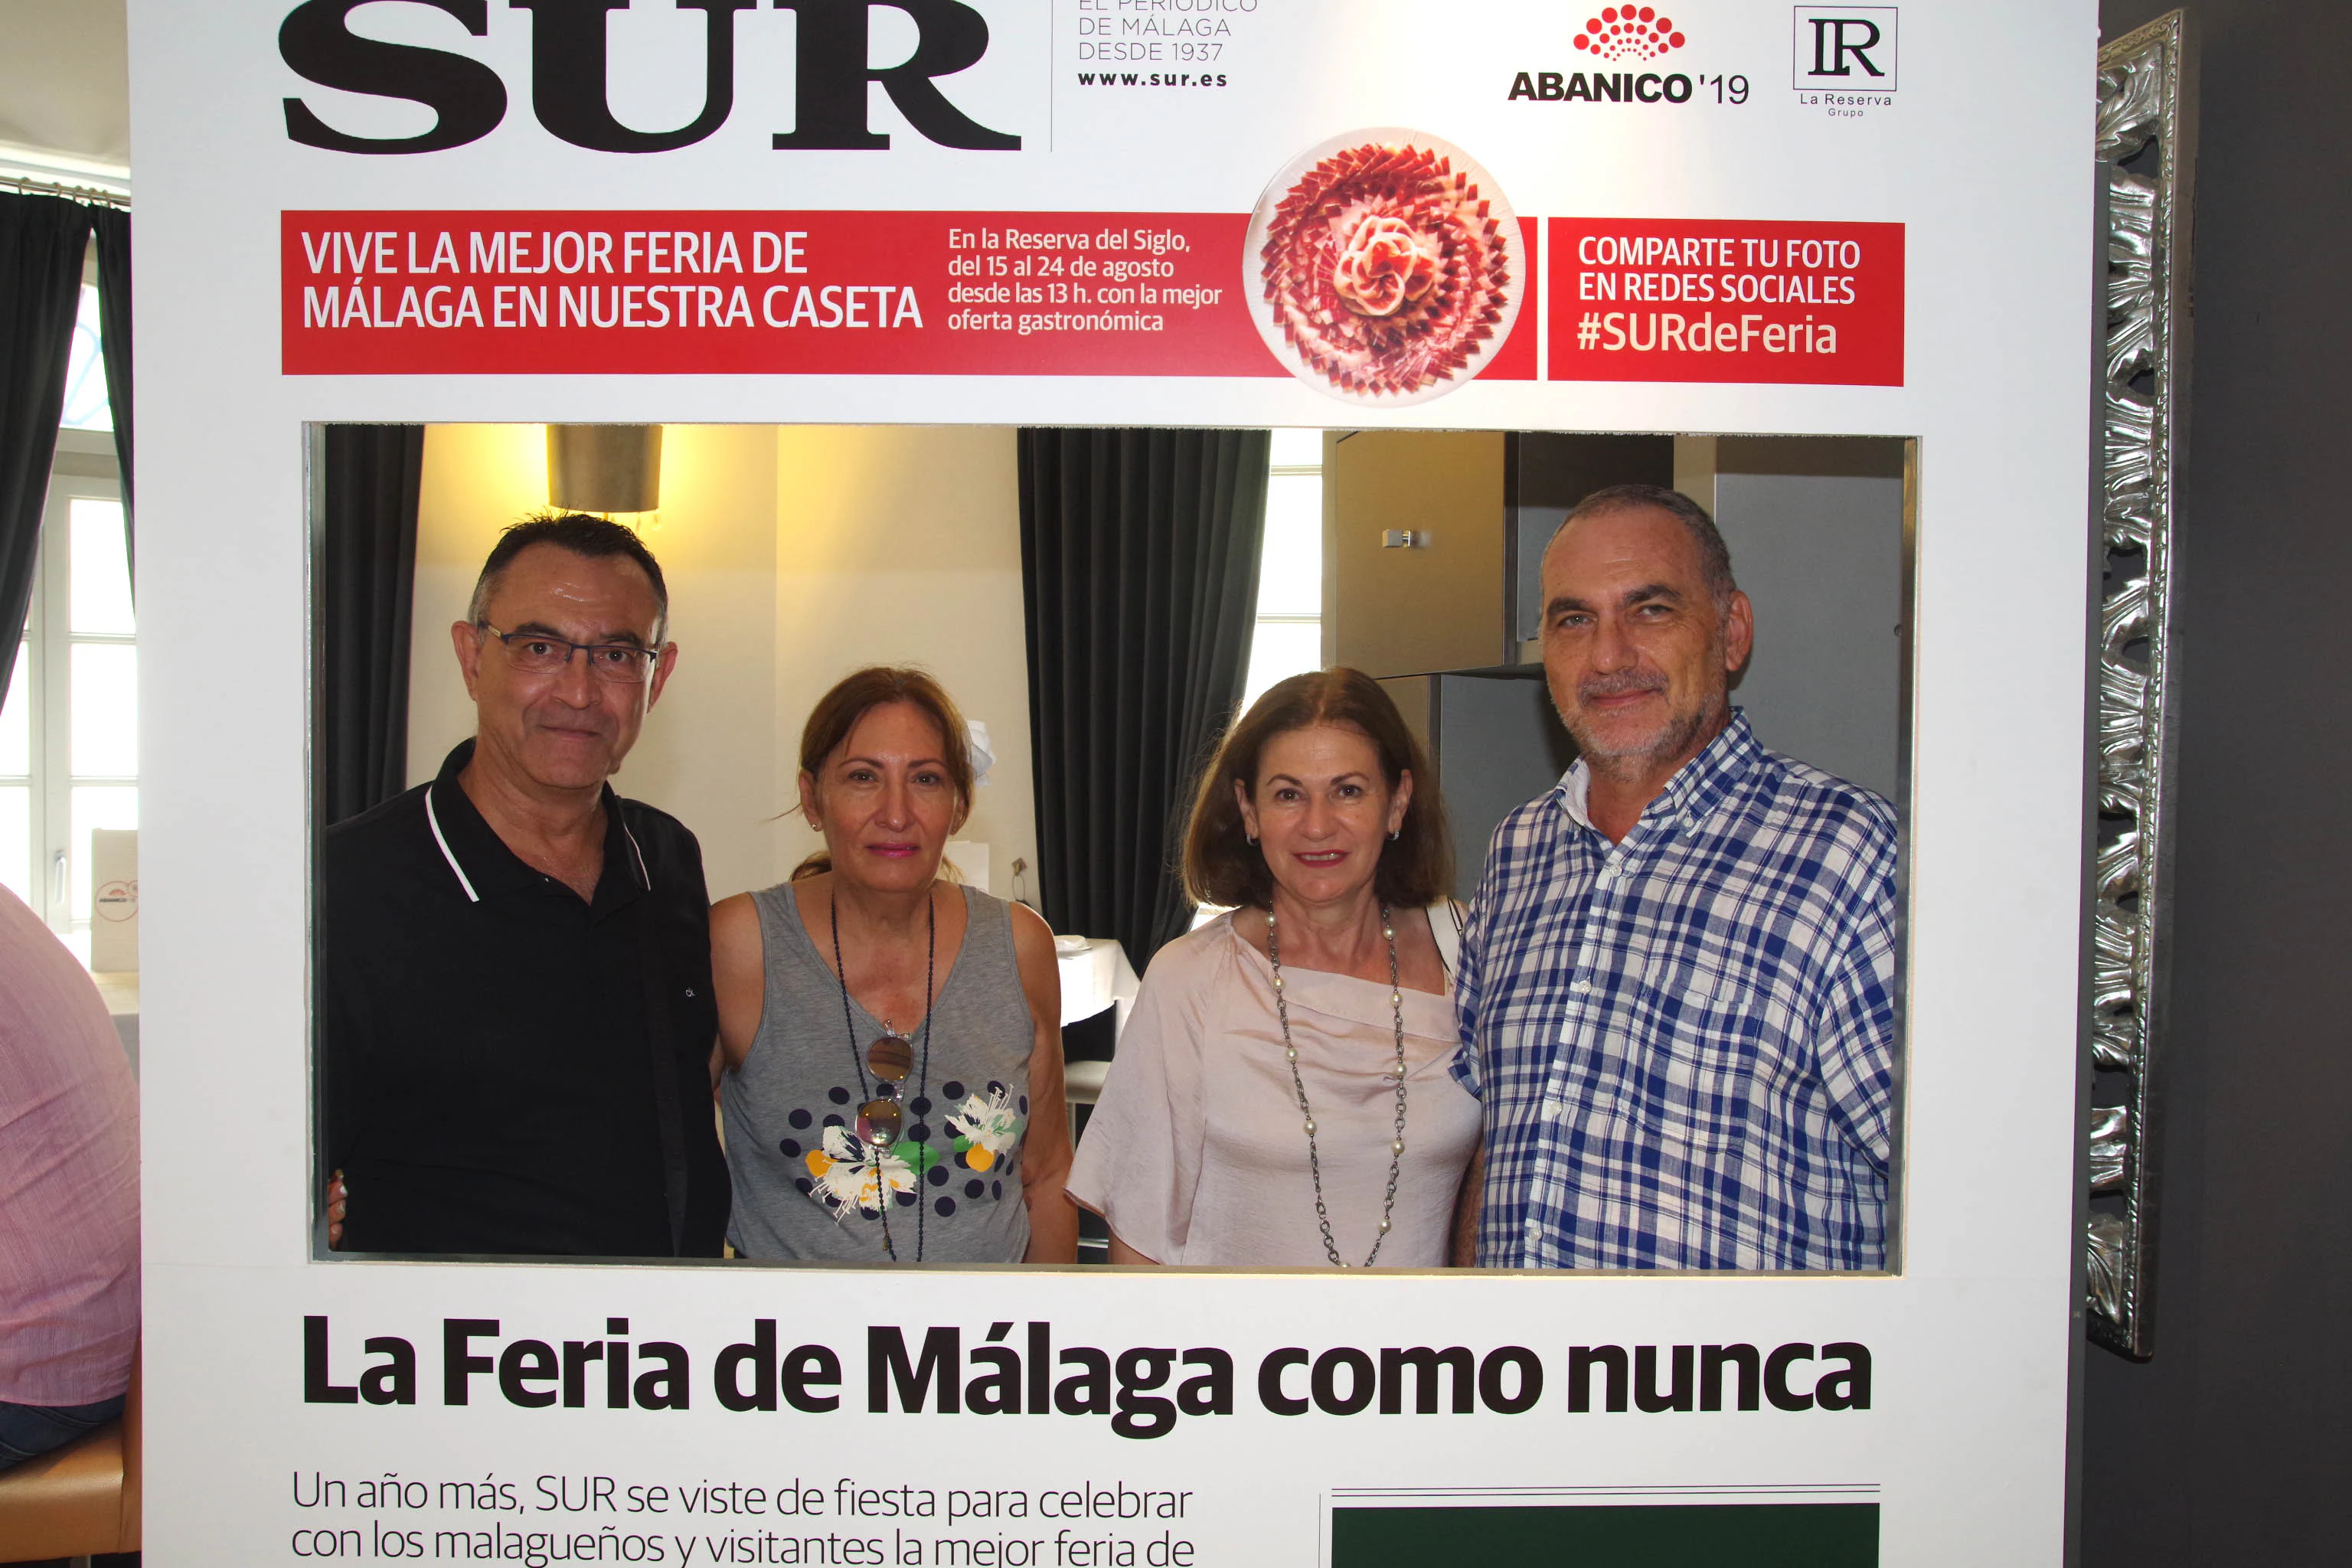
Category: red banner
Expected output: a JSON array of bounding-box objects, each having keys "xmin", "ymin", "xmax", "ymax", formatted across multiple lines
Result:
[
  {"xmin": 280, "ymin": 211, "xmax": 1551, "ymax": 384},
  {"xmin": 1547, "ymin": 217, "xmax": 1904, "ymax": 386},
  {"xmin": 281, "ymin": 212, "xmax": 1891, "ymax": 387}
]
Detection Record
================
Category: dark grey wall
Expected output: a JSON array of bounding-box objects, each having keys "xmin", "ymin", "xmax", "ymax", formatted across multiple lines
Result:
[
  {"xmin": 1712, "ymin": 438, "xmax": 1906, "ymax": 802},
  {"xmin": 2083, "ymin": 4, "xmax": 2352, "ymax": 1563},
  {"xmin": 1508, "ymin": 433, "xmax": 1674, "ymax": 642},
  {"xmin": 1432, "ymin": 671, "xmax": 1576, "ymax": 902}
]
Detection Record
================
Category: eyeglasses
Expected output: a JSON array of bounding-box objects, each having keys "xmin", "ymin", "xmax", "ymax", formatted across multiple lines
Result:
[
  {"xmin": 476, "ymin": 622, "xmax": 660, "ymax": 685},
  {"xmin": 856, "ymin": 1033, "xmax": 914, "ymax": 1147}
]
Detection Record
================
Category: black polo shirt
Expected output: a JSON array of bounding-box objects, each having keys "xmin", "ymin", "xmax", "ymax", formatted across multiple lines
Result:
[{"xmin": 322, "ymin": 740, "xmax": 728, "ymax": 1257}]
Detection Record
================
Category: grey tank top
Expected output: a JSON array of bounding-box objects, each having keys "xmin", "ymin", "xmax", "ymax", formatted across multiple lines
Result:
[{"xmin": 721, "ymin": 883, "xmax": 1034, "ymax": 1263}]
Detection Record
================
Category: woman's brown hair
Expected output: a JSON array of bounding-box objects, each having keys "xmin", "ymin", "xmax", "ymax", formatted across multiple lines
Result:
[
  {"xmin": 1181, "ymin": 667, "xmax": 1453, "ymax": 911},
  {"xmin": 795, "ymin": 667, "xmax": 975, "ymax": 871}
]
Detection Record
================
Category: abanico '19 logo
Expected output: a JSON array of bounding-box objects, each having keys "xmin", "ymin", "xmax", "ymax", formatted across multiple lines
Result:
[
  {"xmin": 1510, "ymin": 8, "xmax": 1753, "ymax": 109},
  {"xmin": 278, "ymin": 0, "xmax": 1024, "ymax": 155}
]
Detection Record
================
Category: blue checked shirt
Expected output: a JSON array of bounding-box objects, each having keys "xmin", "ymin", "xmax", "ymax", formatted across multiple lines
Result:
[{"xmin": 1451, "ymin": 711, "xmax": 1898, "ymax": 1270}]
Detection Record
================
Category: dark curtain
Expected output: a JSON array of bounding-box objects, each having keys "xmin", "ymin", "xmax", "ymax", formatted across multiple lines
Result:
[
  {"xmin": 1018, "ymin": 428, "xmax": 1270, "ymax": 968},
  {"xmin": 0, "ymin": 194, "xmax": 95, "ymax": 714},
  {"xmin": 320, "ymin": 425, "xmax": 426, "ymax": 825},
  {"xmin": 90, "ymin": 206, "xmax": 132, "ymax": 582}
]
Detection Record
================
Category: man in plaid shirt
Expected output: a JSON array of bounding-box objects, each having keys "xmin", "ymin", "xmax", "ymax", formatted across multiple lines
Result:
[{"xmin": 1450, "ymin": 485, "xmax": 1898, "ymax": 1270}]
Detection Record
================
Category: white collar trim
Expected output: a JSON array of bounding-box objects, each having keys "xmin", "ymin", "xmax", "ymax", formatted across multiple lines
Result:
[
  {"xmin": 622, "ymin": 815, "xmax": 651, "ymax": 890},
  {"xmin": 426, "ymin": 776, "xmax": 652, "ymax": 901},
  {"xmin": 424, "ymin": 786, "xmax": 481, "ymax": 904}
]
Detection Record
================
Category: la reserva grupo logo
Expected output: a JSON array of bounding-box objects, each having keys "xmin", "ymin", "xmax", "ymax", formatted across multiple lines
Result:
[{"xmin": 1792, "ymin": 5, "xmax": 1898, "ymax": 116}]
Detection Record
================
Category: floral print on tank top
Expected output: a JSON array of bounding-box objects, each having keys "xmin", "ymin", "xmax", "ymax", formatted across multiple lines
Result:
[{"xmin": 782, "ymin": 1078, "xmax": 1028, "ymax": 1223}]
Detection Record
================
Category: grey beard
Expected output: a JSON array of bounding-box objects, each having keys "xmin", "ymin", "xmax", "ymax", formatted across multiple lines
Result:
[
  {"xmin": 1561, "ymin": 639, "xmax": 1730, "ymax": 776},
  {"xmin": 1573, "ymin": 692, "xmax": 1722, "ymax": 776}
]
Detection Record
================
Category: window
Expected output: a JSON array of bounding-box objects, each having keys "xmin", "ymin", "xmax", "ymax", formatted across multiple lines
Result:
[
  {"xmin": 1240, "ymin": 428, "xmax": 1325, "ymax": 707},
  {"xmin": 62, "ymin": 283, "xmax": 116, "ymax": 432},
  {"xmin": 0, "ymin": 284, "xmax": 131, "ymax": 962}
]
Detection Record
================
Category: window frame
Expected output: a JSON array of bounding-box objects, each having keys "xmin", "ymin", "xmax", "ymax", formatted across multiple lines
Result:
[
  {"xmin": 1238, "ymin": 431, "xmax": 1327, "ymax": 712},
  {"xmin": 17, "ymin": 431, "xmax": 132, "ymax": 939},
  {"xmin": 1260, "ymin": 440, "xmax": 1324, "ymax": 633}
]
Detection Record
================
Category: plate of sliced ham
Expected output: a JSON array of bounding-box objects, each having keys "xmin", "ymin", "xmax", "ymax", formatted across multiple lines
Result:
[{"xmin": 1246, "ymin": 129, "xmax": 1524, "ymax": 406}]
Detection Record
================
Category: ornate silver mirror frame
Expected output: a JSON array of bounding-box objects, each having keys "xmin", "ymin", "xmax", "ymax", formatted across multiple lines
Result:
[{"xmin": 2087, "ymin": 10, "xmax": 2196, "ymax": 1361}]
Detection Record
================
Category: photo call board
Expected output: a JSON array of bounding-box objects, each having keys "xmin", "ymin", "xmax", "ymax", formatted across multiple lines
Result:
[{"xmin": 132, "ymin": 2, "xmax": 2096, "ymax": 1563}]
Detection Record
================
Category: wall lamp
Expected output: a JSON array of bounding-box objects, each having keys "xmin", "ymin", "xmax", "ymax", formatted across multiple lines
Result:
[{"xmin": 547, "ymin": 424, "xmax": 662, "ymax": 514}]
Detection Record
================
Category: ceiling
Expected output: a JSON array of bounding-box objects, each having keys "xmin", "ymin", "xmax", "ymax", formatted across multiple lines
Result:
[{"xmin": 0, "ymin": 0, "xmax": 131, "ymax": 172}]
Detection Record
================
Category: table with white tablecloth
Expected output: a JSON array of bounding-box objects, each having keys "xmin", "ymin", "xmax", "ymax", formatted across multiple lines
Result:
[{"xmin": 1052, "ymin": 934, "xmax": 1137, "ymax": 1106}]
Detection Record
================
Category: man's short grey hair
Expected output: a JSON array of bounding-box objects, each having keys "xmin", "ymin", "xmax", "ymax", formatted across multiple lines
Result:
[
  {"xmin": 1550, "ymin": 483, "xmax": 1737, "ymax": 608},
  {"xmin": 466, "ymin": 511, "xmax": 670, "ymax": 634}
]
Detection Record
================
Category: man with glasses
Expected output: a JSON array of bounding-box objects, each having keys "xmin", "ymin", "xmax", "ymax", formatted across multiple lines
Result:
[{"xmin": 322, "ymin": 513, "xmax": 728, "ymax": 1258}]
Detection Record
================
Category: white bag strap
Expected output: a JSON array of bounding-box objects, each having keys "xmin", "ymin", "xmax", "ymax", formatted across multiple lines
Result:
[{"xmin": 1428, "ymin": 899, "xmax": 1465, "ymax": 978}]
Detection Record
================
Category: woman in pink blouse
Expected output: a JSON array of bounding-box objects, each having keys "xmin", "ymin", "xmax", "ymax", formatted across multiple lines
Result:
[{"xmin": 1067, "ymin": 668, "xmax": 1479, "ymax": 1268}]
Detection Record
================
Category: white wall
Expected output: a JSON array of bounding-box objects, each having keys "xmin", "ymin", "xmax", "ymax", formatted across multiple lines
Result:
[
  {"xmin": 407, "ymin": 423, "xmax": 542, "ymax": 795},
  {"xmin": 626, "ymin": 424, "xmax": 783, "ymax": 899},
  {"xmin": 407, "ymin": 423, "xmax": 1037, "ymax": 906},
  {"xmin": 770, "ymin": 425, "xmax": 1039, "ymax": 903}
]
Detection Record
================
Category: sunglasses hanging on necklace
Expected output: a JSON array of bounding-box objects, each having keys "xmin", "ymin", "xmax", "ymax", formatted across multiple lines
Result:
[{"xmin": 831, "ymin": 886, "xmax": 936, "ymax": 1262}]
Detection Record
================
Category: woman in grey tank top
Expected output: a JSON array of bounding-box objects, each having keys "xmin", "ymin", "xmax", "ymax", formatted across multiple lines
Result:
[{"xmin": 711, "ymin": 668, "xmax": 1075, "ymax": 1264}]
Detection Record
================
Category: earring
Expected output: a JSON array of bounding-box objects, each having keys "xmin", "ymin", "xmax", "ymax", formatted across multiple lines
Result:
[{"xmin": 1390, "ymin": 827, "xmax": 1401, "ymax": 841}]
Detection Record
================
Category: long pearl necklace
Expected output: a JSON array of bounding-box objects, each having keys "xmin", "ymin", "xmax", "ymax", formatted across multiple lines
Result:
[{"xmin": 1266, "ymin": 905, "xmax": 1409, "ymax": 1269}]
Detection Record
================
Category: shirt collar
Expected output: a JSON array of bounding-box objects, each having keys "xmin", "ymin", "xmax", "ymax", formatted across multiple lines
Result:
[
  {"xmin": 1552, "ymin": 708, "xmax": 1762, "ymax": 838},
  {"xmin": 426, "ymin": 738, "xmax": 651, "ymax": 907}
]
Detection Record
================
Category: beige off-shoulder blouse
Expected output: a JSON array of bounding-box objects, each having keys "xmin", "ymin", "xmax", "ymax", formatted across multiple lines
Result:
[{"xmin": 1067, "ymin": 909, "xmax": 1481, "ymax": 1268}]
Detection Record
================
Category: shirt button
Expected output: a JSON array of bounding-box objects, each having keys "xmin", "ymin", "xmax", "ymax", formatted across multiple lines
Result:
[{"xmin": 1572, "ymin": 979, "xmax": 1592, "ymax": 995}]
